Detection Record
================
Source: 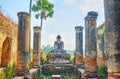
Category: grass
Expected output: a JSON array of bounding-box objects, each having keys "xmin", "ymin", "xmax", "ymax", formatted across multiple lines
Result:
[
  {"xmin": 33, "ymin": 74, "xmax": 52, "ymax": 79},
  {"xmin": 34, "ymin": 74, "xmax": 81, "ymax": 79},
  {"xmin": 61, "ymin": 74, "xmax": 81, "ymax": 79}
]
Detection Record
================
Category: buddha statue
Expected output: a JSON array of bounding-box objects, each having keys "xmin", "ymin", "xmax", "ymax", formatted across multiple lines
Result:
[{"xmin": 51, "ymin": 35, "xmax": 66, "ymax": 54}]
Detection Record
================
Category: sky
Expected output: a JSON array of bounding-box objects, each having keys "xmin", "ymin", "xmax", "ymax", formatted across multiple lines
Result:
[{"xmin": 0, "ymin": 0, "xmax": 105, "ymax": 50}]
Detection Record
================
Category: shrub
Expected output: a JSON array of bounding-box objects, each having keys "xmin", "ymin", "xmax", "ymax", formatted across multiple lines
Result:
[
  {"xmin": 70, "ymin": 53, "xmax": 74, "ymax": 64},
  {"xmin": 97, "ymin": 65, "xmax": 108, "ymax": 79},
  {"xmin": 0, "ymin": 62, "xmax": 16, "ymax": 79}
]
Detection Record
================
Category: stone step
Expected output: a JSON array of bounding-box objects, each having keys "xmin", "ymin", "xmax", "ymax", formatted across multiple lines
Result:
[
  {"xmin": 13, "ymin": 68, "xmax": 38, "ymax": 79},
  {"xmin": 52, "ymin": 75, "xmax": 61, "ymax": 79},
  {"xmin": 77, "ymin": 68, "xmax": 85, "ymax": 74},
  {"xmin": 13, "ymin": 76, "xmax": 24, "ymax": 79},
  {"xmin": 88, "ymin": 78, "xmax": 98, "ymax": 79}
]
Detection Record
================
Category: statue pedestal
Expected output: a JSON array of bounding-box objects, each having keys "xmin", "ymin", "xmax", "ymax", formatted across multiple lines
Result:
[
  {"xmin": 47, "ymin": 53, "xmax": 70, "ymax": 64},
  {"xmin": 82, "ymin": 71, "xmax": 98, "ymax": 79},
  {"xmin": 42, "ymin": 53, "xmax": 74, "ymax": 75}
]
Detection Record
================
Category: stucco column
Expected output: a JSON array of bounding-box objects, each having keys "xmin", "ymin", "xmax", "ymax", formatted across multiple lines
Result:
[
  {"xmin": 33, "ymin": 26, "xmax": 41, "ymax": 67},
  {"xmin": 75, "ymin": 26, "xmax": 83, "ymax": 65},
  {"xmin": 83, "ymin": 11, "xmax": 98, "ymax": 78},
  {"xmin": 104, "ymin": 0, "xmax": 120, "ymax": 79},
  {"xmin": 17, "ymin": 12, "xmax": 30, "ymax": 75}
]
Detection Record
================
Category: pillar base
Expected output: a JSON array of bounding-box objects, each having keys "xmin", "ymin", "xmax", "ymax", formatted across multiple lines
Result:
[
  {"xmin": 82, "ymin": 71, "xmax": 98, "ymax": 79},
  {"xmin": 108, "ymin": 72, "xmax": 120, "ymax": 79},
  {"xmin": 85, "ymin": 56, "xmax": 96, "ymax": 72},
  {"xmin": 16, "ymin": 62, "xmax": 29, "ymax": 76},
  {"xmin": 76, "ymin": 54, "xmax": 83, "ymax": 64},
  {"xmin": 33, "ymin": 55, "xmax": 40, "ymax": 67}
]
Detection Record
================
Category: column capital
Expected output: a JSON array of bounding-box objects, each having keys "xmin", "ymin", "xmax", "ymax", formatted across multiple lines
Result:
[
  {"xmin": 33, "ymin": 26, "xmax": 41, "ymax": 33},
  {"xmin": 87, "ymin": 11, "xmax": 98, "ymax": 21},
  {"xmin": 75, "ymin": 26, "xmax": 83, "ymax": 33},
  {"xmin": 17, "ymin": 12, "xmax": 30, "ymax": 18}
]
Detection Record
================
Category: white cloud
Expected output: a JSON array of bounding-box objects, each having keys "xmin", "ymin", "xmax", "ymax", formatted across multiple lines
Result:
[
  {"xmin": 59, "ymin": 9, "xmax": 65, "ymax": 14},
  {"xmin": 64, "ymin": 0, "xmax": 76, "ymax": 5},
  {"xmin": 48, "ymin": 34, "xmax": 56, "ymax": 42},
  {"xmin": 44, "ymin": 17, "xmax": 58, "ymax": 26},
  {"xmin": 78, "ymin": 0, "xmax": 104, "ymax": 13},
  {"xmin": 61, "ymin": 32, "xmax": 75, "ymax": 50},
  {"xmin": 45, "ymin": 18, "xmax": 56, "ymax": 24}
]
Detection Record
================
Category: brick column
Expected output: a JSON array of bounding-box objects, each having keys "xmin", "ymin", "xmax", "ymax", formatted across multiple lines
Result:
[
  {"xmin": 83, "ymin": 11, "xmax": 98, "ymax": 78},
  {"xmin": 17, "ymin": 12, "xmax": 30, "ymax": 75},
  {"xmin": 104, "ymin": 0, "xmax": 120, "ymax": 79},
  {"xmin": 33, "ymin": 26, "xmax": 41, "ymax": 67},
  {"xmin": 75, "ymin": 26, "xmax": 83, "ymax": 65}
]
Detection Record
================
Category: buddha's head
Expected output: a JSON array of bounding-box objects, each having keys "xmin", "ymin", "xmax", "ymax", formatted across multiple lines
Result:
[{"xmin": 56, "ymin": 35, "xmax": 61, "ymax": 41}]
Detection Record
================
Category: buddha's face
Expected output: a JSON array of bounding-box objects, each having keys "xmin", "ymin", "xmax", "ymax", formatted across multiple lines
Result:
[{"xmin": 57, "ymin": 38, "xmax": 61, "ymax": 42}]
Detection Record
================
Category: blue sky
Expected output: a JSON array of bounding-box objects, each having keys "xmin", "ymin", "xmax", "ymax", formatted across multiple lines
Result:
[{"xmin": 0, "ymin": 0, "xmax": 105, "ymax": 50}]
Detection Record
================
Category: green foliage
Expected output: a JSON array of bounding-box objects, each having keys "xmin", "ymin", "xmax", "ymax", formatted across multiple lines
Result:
[
  {"xmin": 34, "ymin": 74, "xmax": 80, "ymax": 79},
  {"xmin": 97, "ymin": 65, "xmax": 108, "ymax": 79},
  {"xmin": 0, "ymin": 62, "xmax": 16, "ymax": 79},
  {"xmin": 33, "ymin": 74, "xmax": 52, "ymax": 79},
  {"xmin": 97, "ymin": 24, "xmax": 106, "ymax": 35},
  {"xmin": 61, "ymin": 74, "xmax": 81, "ymax": 79},
  {"xmin": 29, "ymin": 49, "xmax": 33, "ymax": 69},
  {"xmin": 60, "ymin": 69, "xmax": 81, "ymax": 79},
  {"xmin": 42, "ymin": 53, "xmax": 48, "ymax": 64},
  {"xmin": 32, "ymin": 0, "xmax": 54, "ymax": 18},
  {"xmin": 70, "ymin": 53, "xmax": 74, "ymax": 64},
  {"xmin": 42, "ymin": 45, "xmax": 54, "ymax": 53},
  {"xmin": 32, "ymin": 0, "xmax": 54, "ymax": 27},
  {"xmin": 42, "ymin": 45, "xmax": 54, "ymax": 64}
]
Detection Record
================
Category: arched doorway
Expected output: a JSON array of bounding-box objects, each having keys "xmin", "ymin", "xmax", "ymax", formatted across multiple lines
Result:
[{"xmin": 1, "ymin": 37, "xmax": 11, "ymax": 67}]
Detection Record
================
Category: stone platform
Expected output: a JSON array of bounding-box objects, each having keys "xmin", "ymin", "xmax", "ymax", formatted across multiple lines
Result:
[
  {"xmin": 13, "ymin": 68, "xmax": 38, "ymax": 79},
  {"xmin": 42, "ymin": 64, "xmax": 74, "ymax": 75},
  {"xmin": 46, "ymin": 53, "xmax": 71, "ymax": 64},
  {"xmin": 52, "ymin": 75, "xmax": 61, "ymax": 79}
]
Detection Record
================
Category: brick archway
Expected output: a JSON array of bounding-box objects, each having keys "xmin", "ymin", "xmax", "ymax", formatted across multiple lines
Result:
[{"xmin": 1, "ymin": 37, "xmax": 11, "ymax": 67}]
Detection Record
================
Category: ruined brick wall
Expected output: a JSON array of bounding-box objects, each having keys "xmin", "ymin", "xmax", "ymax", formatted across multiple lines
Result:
[{"xmin": 0, "ymin": 12, "xmax": 18, "ymax": 66}]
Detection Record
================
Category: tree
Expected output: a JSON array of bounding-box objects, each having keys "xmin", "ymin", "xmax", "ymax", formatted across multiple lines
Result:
[
  {"xmin": 32, "ymin": 0, "xmax": 54, "ymax": 29},
  {"xmin": 29, "ymin": 0, "xmax": 32, "ymax": 14}
]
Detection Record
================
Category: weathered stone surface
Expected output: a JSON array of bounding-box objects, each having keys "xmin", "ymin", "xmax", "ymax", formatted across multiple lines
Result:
[
  {"xmin": 108, "ymin": 72, "xmax": 120, "ymax": 79},
  {"xmin": 85, "ymin": 12, "xmax": 98, "ymax": 58},
  {"xmin": 33, "ymin": 54, "xmax": 40, "ymax": 66},
  {"xmin": 33, "ymin": 26, "xmax": 41, "ymax": 67},
  {"xmin": 84, "ymin": 11, "xmax": 98, "ymax": 78},
  {"xmin": 51, "ymin": 35, "xmax": 66, "ymax": 54},
  {"xmin": 47, "ymin": 53, "xmax": 70, "ymax": 64},
  {"xmin": 85, "ymin": 57, "xmax": 96, "ymax": 72},
  {"xmin": 75, "ymin": 26, "xmax": 83, "ymax": 65},
  {"xmin": 16, "ymin": 62, "xmax": 29, "ymax": 75},
  {"xmin": 43, "ymin": 64, "xmax": 74, "ymax": 75},
  {"xmin": 75, "ymin": 54, "xmax": 83, "ymax": 64},
  {"xmin": 16, "ymin": 12, "xmax": 30, "ymax": 75},
  {"xmin": 75, "ymin": 26, "xmax": 83, "ymax": 54},
  {"xmin": 104, "ymin": 0, "xmax": 120, "ymax": 78},
  {"xmin": 0, "ymin": 12, "xmax": 18, "ymax": 68},
  {"xmin": 97, "ymin": 57, "xmax": 106, "ymax": 65}
]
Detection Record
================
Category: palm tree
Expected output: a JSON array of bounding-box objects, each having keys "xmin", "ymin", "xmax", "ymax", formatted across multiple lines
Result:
[
  {"xmin": 32, "ymin": 0, "xmax": 54, "ymax": 29},
  {"xmin": 29, "ymin": 0, "xmax": 32, "ymax": 14}
]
